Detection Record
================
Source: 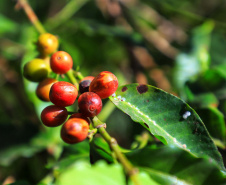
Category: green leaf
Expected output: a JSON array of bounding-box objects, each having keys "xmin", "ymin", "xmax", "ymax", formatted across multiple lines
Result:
[
  {"xmin": 140, "ymin": 168, "xmax": 190, "ymax": 185},
  {"xmin": 213, "ymin": 64, "xmax": 226, "ymax": 79},
  {"xmin": 55, "ymin": 161, "xmax": 126, "ymax": 185},
  {"xmin": 49, "ymin": 141, "xmax": 90, "ymax": 173},
  {"xmin": 173, "ymin": 53, "xmax": 201, "ymax": 98},
  {"xmin": 90, "ymin": 137, "xmax": 114, "ymax": 163},
  {"xmin": 110, "ymin": 84, "xmax": 225, "ymax": 170},
  {"xmin": 196, "ymin": 107, "xmax": 226, "ymax": 142},
  {"xmin": 173, "ymin": 21, "xmax": 213, "ymax": 98},
  {"xmin": 191, "ymin": 93, "xmax": 218, "ymax": 108},
  {"xmin": 0, "ymin": 144, "xmax": 41, "ymax": 166},
  {"xmin": 210, "ymin": 31, "xmax": 226, "ymax": 66},
  {"xmin": 192, "ymin": 20, "xmax": 213, "ymax": 72},
  {"xmin": 129, "ymin": 171, "xmax": 160, "ymax": 185},
  {"xmin": 0, "ymin": 14, "xmax": 18, "ymax": 36},
  {"xmin": 194, "ymin": 68, "xmax": 226, "ymax": 91},
  {"xmin": 127, "ymin": 145, "xmax": 226, "ymax": 185}
]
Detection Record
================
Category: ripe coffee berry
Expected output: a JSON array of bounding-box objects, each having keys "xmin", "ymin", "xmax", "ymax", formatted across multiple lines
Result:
[
  {"xmin": 89, "ymin": 71, "xmax": 118, "ymax": 99},
  {"xmin": 41, "ymin": 105, "xmax": 68, "ymax": 127},
  {"xmin": 50, "ymin": 51, "xmax": 73, "ymax": 74},
  {"xmin": 61, "ymin": 118, "xmax": 89, "ymax": 144},
  {"xmin": 69, "ymin": 113, "xmax": 90, "ymax": 124},
  {"xmin": 50, "ymin": 81, "xmax": 78, "ymax": 107},
  {"xmin": 79, "ymin": 76, "xmax": 94, "ymax": 94},
  {"xmin": 36, "ymin": 78, "xmax": 57, "ymax": 101},
  {"xmin": 37, "ymin": 33, "xmax": 59, "ymax": 55},
  {"xmin": 78, "ymin": 92, "xmax": 102, "ymax": 117},
  {"xmin": 23, "ymin": 58, "xmax": 50, "ymax": 82}
]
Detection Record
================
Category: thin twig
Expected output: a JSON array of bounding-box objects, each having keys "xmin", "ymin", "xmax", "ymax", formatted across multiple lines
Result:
[
  {"xmin": 46, "ymin": 0, "xmax": 90, "ymax": 29},
  {"xmin": 16, "ymin": 0, "xmax": 46, "ymax": 34},
  {"xmin": 65, "ymin": 69, "xmax": 79, "ymax": 89},
  {"xmin": 119, "ymin": 1, "xmax": 178, "ymax": 59},
  {"xmin": 92, "ymin": 116, "xmax": 141, "ymax": 185}
]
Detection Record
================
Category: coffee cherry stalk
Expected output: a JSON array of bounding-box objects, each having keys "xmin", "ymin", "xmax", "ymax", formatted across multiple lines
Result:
[{"xmin": 19, "ymin": 1, "xmax": 141, "ymax": 184}]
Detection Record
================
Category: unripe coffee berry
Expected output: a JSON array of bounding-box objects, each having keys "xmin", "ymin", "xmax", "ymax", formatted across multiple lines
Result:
[
  {"xmin": 41, "ymin": 105, "xmax": 68, "ymax": 127},
  {"xmin": 89, "ymin": 71, "xmax": 118, "ymax": 99},
  {"xmin": 41, "ymin": 56, "xmax": 51, "ymax": 70},
  {"xmin": 37, "ymin": 33, "xmax": 59, "ymax": 55},
  {"xmin": 69, "ymin": 113, "xmax": 90, "ymax": 124},
  {"xmin": 50, "ymin": 51, "xmax": 73, "ymax": 74},
  {"xmin": 23, "ymin": 58, "xmax": 50, "ymax": 82},
  {"xmin": 78, "ymin": 92, "xmax": 102, "ymax": 117},
  {"xmin": 79, "ymin": 76, "xmax": 94, "ymax": 94},
  {"xmin": 50, "ymin": 81, "xmax": 78, "ymax": 107},
  {"xmin": 61, "ymin": 118, "xmax": 89, "ymax": 144},
  {"xmin": 36, "ymin": 78, "xmax": 57, "ymax": 101}
]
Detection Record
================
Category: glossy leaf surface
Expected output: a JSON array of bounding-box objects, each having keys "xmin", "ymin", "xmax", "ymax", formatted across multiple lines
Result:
[
  {"xmin": 110, "ymin": 84, "xmax": 225, "ymax": 169},
  {"xmin": 56, "ymin": 161, "xmax": 126, "ymax": 185}
]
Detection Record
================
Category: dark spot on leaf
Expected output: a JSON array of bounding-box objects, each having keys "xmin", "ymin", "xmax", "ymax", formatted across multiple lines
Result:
[
  {"xmin": 144, "ymin": 123, "xmax": 149, "ymax": 128},
  {"xmin": 121, "ymin": 86, "xmax": 128, "ymax": 92},
  {"xmin": 146, "ymin": 100, "xmax": 149, "ymax": 102},
  {"xmin": 137, "ymin": 84, "xmax": 148, "ymax": 94}
]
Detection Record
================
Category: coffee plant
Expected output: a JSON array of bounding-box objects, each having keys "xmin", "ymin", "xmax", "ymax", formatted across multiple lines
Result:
[{"xmin": 1, "ymin": 0, "xmax": 226, "ymax": 185}]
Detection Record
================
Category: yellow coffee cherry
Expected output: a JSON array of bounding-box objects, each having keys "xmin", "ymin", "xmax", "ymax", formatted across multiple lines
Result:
[
  {"xmin": 37, "ymin": 33, "xmax": 59, "ymax": 56},
  {"xmin": 23, "ymin": 58, "xmax": 50, "ymax": 82}
]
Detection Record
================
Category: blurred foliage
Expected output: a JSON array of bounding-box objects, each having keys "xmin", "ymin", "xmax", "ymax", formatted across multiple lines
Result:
[{"xmin": 1, "ymin": 0, "xmax": 226, "ymax": 184}]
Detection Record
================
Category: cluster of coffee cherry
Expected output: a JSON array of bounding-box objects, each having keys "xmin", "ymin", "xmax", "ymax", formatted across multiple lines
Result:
[{"xmin": 23, "ymin": 33, "xmax": 118, "ymax": 144}]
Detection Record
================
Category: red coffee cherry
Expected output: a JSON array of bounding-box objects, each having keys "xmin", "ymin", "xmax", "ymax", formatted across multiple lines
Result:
[
  {"xmin": 61, "ymin": 118, "xmax": 89, "ymax": 144},
  {"xmin": 69, "ymin": 113, "xmax": 90, "ymax": 124},
  {"xmin": 89, "ymin": 71, "xmax": 118, "ymax": 99},
  {"xmin": 36, "ymin": 78, "xmax": 57, "ymax": 101},
  {"xmin": 78, "ymin": 92, "xmax": 102, "ymax": 117},
  {"xmin": 79, "ymin": 76, "xmax": 94, "ymax": 94},
  {"xmin": 41, "ymin": 105, "xmax": 68, "ymax": 127},
  {"xmin": 50, "ymin": 51, "xmax": 73, "ymax": 74},
  {"xmin": 37, "ymin": 33, "xmax": 59, "ymax": 56},
  {"xmin": 49, "ymin": 81, "xmax": 78, "ymax": 107}
]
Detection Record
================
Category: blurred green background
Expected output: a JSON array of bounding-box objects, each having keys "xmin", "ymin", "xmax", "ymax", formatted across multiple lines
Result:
[{"xmin": 1, "ymin": 0, "xmax": 226, "ymax": 184}]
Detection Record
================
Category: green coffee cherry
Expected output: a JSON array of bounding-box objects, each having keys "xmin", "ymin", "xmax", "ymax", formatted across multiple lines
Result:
[{"xmin": 23, "ymin": 58, "xmax": 50, "ymax": 82}]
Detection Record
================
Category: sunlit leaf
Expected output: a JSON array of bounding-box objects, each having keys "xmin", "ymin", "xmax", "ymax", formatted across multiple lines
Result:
[
  {"xmin": 110, "ymin": 84, "xmax": 225, "ymax": 170},
  {"xmin": 90, "ymin": 137, "xmax": 114, "ymax": 163},
  {"xmin": 55, "ymin": 161, "xmax": 126, "ymax": 185},
  {"xmin": 196, "ymin": 107, "xmax": 226, "ymax": 142}
]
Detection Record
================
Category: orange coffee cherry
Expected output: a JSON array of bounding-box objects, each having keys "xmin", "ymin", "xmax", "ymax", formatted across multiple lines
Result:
[
  {"xmin": 36, "ymin": 78, "xmax": 57, "ymax": 101},
  {"xmin": 61, "ymin": 118, "xmax": 89, "ymax": 144},
  {"xmin": 89, "ymin": 71, "xmax": 118, "ymax": 99}
]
